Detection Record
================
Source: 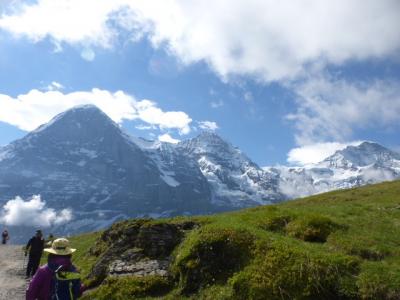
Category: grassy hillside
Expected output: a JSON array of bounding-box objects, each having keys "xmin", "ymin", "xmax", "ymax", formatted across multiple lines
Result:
[{"xmin": 61, "ymin": 180, "xmax": 400, "ymax": 299}]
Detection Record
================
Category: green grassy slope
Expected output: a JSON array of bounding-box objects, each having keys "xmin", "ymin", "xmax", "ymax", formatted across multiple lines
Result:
[{"xmin": 66, "ymin": 180, "xmax": 400, "ymax": 299}]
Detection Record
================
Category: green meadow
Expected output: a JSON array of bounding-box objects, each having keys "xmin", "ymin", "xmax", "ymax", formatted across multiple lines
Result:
[{"xmin": 60, "ymin": 180, "xmax": 400, "ymax": 299}]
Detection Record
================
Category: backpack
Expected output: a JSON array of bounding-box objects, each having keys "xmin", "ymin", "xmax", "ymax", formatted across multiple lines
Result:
[{"xmin": 49, "ymin": 264, "xmax": 81, "ymax": 300}]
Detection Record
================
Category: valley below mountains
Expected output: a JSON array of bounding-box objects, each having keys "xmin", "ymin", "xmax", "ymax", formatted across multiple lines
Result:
[{"xmin": 1, "ymin": 105, "xmax": 399, "ymax": 241}]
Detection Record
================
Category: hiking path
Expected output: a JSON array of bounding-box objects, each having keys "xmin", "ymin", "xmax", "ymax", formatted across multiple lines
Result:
[{"xmin": 0, "ymin": 245, "xmax": 27, "ymax": 300}]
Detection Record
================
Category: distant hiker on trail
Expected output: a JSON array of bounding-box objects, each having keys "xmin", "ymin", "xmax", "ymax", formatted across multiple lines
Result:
[
  {"xmin": 25, "ymin": 230, "xmax": 45, "ymax": 278},
  {"xmin": 26, "ymin": 238, "xmax": 84, "ymax": 300},
  {"xmin": 2, "ymin": 229, "xmax": 9, "ymax": 244}
]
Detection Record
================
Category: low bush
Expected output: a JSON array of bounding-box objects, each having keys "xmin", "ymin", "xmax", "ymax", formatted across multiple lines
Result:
[
  {"xmin": 260, "ymin": 214, "xmax": 293, "ymax": 232},
  {"xmin": 286, "ymin": 214, "xmax": 342, "ymax": 243},
  {"xmin": 328, "ymin": 234, "xmax": 391, "ymax": 261},
  {"xmin": 230, "ymin": 244, "xmax": 360, "ymax": 300},
  {"xmin": 81, "ymin": 275, "xmax": 171, "ymax": 300},
  {"xmin": 173, "ymin": 226, "xmax": 255, "ymax": 294},
  {"xmin": 357, "ymin": 262, "xmax": 400, "ymax": 299}
]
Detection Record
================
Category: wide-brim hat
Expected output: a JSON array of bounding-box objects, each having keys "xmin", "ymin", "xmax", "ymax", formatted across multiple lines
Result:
[{"xmin": 44, "ymin": 238, "xmax": 76, "ymax": 255}]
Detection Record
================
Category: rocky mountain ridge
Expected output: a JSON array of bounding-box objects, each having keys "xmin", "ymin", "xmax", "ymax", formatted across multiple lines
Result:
[{"xmin": 0, "ymin": 105, "xmax": 399, "ymax": 241}]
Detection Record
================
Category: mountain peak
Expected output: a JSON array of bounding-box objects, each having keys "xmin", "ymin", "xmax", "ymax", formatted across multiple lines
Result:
[
  {"xmin": 31, "ymin": 104, "xmax": 115, "ymax": 134},
  {"xmin": 55, "ymin": 104, "xmax": 107, "ymax": 120},
  {"xmin": 323, "ymin": 141, "xmax": 400, "ymax": 167}
]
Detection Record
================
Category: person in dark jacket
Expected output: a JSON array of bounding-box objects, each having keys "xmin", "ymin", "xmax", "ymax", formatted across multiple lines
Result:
[
  {"xmin": 2, "ymin": 229, "xmax": 9, "ymax": 244},
  {"xmin": 25, "ymin": 229, "xmax": 45, "ymax": 277}
]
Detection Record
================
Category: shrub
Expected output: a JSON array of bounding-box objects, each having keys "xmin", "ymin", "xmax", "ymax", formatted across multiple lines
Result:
[
  {"xmin": 230, "ymin": 244, "xmax": 360, "ymax": 300},
  {"xmin": 357, "ymin": 262, "xmax": 400, "ymax": 299},
  {"xmin": 328, "ymin": 234, "xmax": 391, "ymax": 261},
  {"xmin": 286, "ymin": 214, "xmax": 342, "ymax": 243},
  {"xmin": 260, "ymin": 214, "xmax": 293, "ymax": 232},
  {"xmin": 81, "ymin": 275, "xmax": 171, "ymax": 300},
  {"xmin": 173, "ymin": 226, "xmax": 255, "ymax": 294}
]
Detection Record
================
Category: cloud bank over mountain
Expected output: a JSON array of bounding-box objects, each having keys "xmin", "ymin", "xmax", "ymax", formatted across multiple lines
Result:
[
  {"xmin": 0, "ymin": 195, "xmax": 72, "ymax": 228},
  {"xmin": 0, "ymin": 88, "xmax": 195, "ymax": 136}
]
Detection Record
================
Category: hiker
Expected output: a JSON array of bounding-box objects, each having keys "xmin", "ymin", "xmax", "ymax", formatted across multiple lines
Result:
[
  {"xmin": 1, "ymin": 229, "xmax": 9, "ymax": 244},
  {"xmin": 25, "ymin": 230, "xmax": 45, "ymax": 277},
  {"xmin": 26, "ymin": 238, "xmax": 84, "ymax": 300}
]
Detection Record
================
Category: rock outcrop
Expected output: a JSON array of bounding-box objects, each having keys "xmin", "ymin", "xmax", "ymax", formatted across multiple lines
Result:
[{"xmin": 86, "ymin": 219, "xmax": 198, "ymax": 287}]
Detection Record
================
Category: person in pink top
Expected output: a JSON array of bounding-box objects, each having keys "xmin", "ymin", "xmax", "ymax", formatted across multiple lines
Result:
[{"xmin": 26, "ymin": 238, "xmax": 85, "ymax": 300}]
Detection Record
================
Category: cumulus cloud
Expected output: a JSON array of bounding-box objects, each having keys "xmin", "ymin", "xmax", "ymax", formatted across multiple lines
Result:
[
  {"xmin": 287, "ymin": 141, "xmax": 363, "ymax": 165},
  {"xmin": 0, "ymin": 0, "xmax": 119, "ymax": 48},
  {"xmin": 134, "ymin": 99, "xmax": 192, "ymax": 135},
  {"xmin": 1, "ymin": 1, "xmax": 399, "ymax": 81},
  {"xmin": 287, "ymin": 76, "xmax": 400, "ymax": 145},
  {"xmin": 0, "ymin": 195, "xmax": 72, "ymax": 227},
  {"xmin": 158, "ymin": 133, "xmax": 180, "ymax": 144},
  {"xmin": 198, "ymin": 121, "xmax": 219, "ymax": 131},
  {"xmin": 0, "ymin": 88, "xmax": 192, "ymax": 134}
]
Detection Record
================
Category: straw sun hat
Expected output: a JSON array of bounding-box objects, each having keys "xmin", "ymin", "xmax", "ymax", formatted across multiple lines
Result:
[{"xmin": 44, "ymin": 238, "xmax": 76, "ymax": 255}]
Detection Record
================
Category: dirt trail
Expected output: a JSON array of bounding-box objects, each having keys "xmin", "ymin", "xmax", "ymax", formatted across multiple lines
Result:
[{"xmin": 0, "ymin": 245, "xmax": 26, "ymax": 300}]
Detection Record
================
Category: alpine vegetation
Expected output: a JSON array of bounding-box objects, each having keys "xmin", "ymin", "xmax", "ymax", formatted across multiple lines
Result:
[{"xmin": 70, "ymin": 180, "xmax": 400, "ymax": 300}]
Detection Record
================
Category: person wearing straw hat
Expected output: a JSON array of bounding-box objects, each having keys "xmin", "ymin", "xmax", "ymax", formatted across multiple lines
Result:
[{"xmin": 26, "ymin": 238, "xmax": 84, "ymax": 300}]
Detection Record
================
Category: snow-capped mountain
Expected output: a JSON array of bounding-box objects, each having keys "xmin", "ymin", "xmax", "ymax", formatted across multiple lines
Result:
[
  {"xmin": 1, "ymin": 105, "xmax": 399, "ymax": 241},
  {"xmin": 0, "ymin": 105, "xmax": 213, "ymax": 238},
  {"xmin": 177, "ymin": 132, "xmax": 284, "ymax": 207},
  {"xmin": 269, "ymin": 142, "xmax": 400, "ymax": 198}
]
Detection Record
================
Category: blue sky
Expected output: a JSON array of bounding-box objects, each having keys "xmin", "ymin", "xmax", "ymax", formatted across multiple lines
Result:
[{"xmin": 0, "ymin": 0, "xmax": 399, "ymax": 166}]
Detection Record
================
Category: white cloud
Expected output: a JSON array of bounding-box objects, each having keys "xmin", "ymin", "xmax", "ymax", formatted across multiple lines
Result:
[
  {"xmin": 158, "ymin": 133, "xmax": 180, "ymax": 144},
  {"xmin": 0, "ymin": 0, "xmax": 119, "ymax": 48},
  {"xmin": 0, "ymin": 88, "xmax": 192, "ymax": 134},
  {"xmin": 135, "ymin": 99, "xmax": 192, "ymax": 135},
  {"xmin": 287, "ymin": 76, "xmax": 400, "ymax": 145},
  {"xmin": 1, "ymin": 1, "xmax": 399, "ymax": 80},
  {"xmin": 287, "ymin": 141, "xmax": 363, "ymax": 165},
  {"xmin": 198, "ymin": 121, "xmax": 219, "ymax": 131},
  {"xmin": 0, "ymin": 195, "xmax": 72, "ymax": 227}
]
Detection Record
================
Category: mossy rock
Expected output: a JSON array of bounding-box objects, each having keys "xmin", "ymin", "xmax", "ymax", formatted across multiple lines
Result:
[
  {"xmin": 81, "ymin": 275, "xmax": 172, "ymax": 300},
  {"xmin": 89, "ymin": 219, "xmax": 151, "ymax": 256},
  {"xmin": 230, "ymin": 244, "xmax": 360, "ymax": 300},
  {"xmin": 286, "ymin": 214, "xmax": 343, "ymax": 243},
  {"xmin": 173, "ymin": 226, "xmax": 255, "ymax": 294}
]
